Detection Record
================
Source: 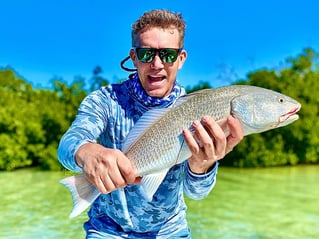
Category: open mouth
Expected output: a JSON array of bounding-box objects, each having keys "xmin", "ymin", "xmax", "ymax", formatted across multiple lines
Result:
[
  {"xmin": 276, "ymin": 105, "xmax": 301, "ymax": 127},
  {"xmin": 148, "ymin": 76, "xmax": 166, "ymax": 86}
]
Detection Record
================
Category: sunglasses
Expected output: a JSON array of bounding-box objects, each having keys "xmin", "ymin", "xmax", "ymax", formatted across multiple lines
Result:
[{"xmin": 134, "ymin": 48, "xmax": 183, "ymax": 63}]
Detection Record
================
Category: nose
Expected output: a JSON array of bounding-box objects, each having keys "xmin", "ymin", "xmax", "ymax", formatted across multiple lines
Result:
[{"xmin": 150, "ymin": 54, "xmax": 164, "ymax": 69}]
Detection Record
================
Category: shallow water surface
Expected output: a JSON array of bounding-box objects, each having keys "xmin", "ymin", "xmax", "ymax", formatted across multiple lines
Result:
[
  {"xmin": 1, "ymin": 165, "xmax": 318, "ymax": 239},
  {"xmin": 187, "ymin": 165, "xmax": 319, "ymax": 239}
]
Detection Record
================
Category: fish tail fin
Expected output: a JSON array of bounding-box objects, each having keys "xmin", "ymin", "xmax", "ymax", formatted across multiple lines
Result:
[{"xmin": 60, "ymin": 174, "xmax": 100, "ymax": 218}]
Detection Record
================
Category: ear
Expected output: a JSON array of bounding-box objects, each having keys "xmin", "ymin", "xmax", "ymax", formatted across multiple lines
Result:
[
  {"xmin": 177, "ymin": 49, "xmax": 187, "ymax": 70},
  {"xmin": 130, "ymin": 49, "xmax": 138, "ymax": 68}
]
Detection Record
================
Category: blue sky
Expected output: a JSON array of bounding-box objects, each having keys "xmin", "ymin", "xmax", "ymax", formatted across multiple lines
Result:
[{"xmin": 1, "ymin": 0, "xmax": 318, "ymax": 88}]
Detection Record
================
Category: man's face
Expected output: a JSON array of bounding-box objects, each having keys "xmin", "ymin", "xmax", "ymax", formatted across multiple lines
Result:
[{"xmin": 130, "ymin": 27, "xmax": 187, "ymax": 98}]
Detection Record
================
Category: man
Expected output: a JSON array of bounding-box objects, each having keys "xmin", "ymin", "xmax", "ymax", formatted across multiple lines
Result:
[{"xmin": 58, "ymin": 9, "xmax": 243, "ymax": 238}]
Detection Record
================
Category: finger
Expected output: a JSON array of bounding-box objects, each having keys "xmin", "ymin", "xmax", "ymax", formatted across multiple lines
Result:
[
  {"xmin": 133, "ymin": 176, "xmax": 142, "ymax": 184},
  {"xmin": 192, "ymin": 120, "xmax": 215, "ymax": 156},
  {"xmin": 99, "ymin": 174, "xmax": 117, "ymax": 194},
  {"xmin": 226, "ymin": 116, "xmax": 244, "ymax": 153},
  {"xmin": 106, "ymin": 163, "xmax": 127, "ymax": 189},
  {"xmin": 85, "ymin": 156, "xmax": 125, "ymax": 193},
  {"xmin": 116, "ymin": 154, "xmax": 137, "ymax": 185},
  {"xmin": 87, "ymin": 170, "xmax": 115, "ymax": 194},
  {"xmin": 192, "ymin": 121, "xmax": 204, "ymax": 148},
  {"xmin": 183, "ymin": 127, "xmax": 201, "ymax": 154},
  {"xmin": 107, "ymin": 151, "xmax": 135, "ymax": 188},
  {"xmin": 200, "ymin": 116, "xmax": 226, "ymax": 157}
]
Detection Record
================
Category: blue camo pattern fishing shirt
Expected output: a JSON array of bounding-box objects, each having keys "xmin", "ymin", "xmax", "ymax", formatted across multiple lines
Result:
[{"xmin": 58, "ymin": 75, "xmax": 219, "ymax": 238}]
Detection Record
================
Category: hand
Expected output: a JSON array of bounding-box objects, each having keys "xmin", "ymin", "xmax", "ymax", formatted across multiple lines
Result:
[
  {"xmin": 75, "ymin": 143, "xmax": 141, "ymax": 194},
  {"xmin": 183, "ymin": 115, "xmax": 243, "ymax": 174}
]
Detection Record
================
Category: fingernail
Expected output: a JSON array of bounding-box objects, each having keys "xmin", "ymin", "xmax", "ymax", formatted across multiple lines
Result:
[
  {"xmin": 202, "ymin": 116, "xmax": 209, "ymax": 123},
  {"xmin": 193, "ymin": 120, "xmax": 200, "ymax": 126}
]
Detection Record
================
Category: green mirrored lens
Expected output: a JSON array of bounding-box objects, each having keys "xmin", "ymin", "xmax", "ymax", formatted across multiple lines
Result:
[
  {"xmin": 135, "ymin": 48, "xmax": 181, "ymax": 63},
  {"xmin": 136, "ymin": 48, "xmax": 155, "ymax": 63},
  {"xmin": 159, "ymin": 49, "xmax": 178, "ymax": 63}
]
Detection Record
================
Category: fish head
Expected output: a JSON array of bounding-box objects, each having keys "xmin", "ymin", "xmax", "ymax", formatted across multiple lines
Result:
[{"xmin": 231, "ymin": 87, "xmax": 301, "ymax": 135}]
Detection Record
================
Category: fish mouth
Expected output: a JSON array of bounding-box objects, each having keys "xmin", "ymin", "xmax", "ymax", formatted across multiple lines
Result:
[{"xmin": 275, "ymin": 105, "xmax": 301, "ymax": 127}]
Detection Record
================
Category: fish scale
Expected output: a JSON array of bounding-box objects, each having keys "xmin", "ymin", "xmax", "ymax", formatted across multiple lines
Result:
[{"xmin": 125, "ymin": 87, "xmax": 240, "ymax": 176}]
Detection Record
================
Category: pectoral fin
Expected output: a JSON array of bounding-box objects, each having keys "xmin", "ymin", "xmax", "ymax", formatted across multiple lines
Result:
[
  {"xmin": 141, "ymin": 169, "xmax": 169, "ymax": 200},
  {"xmin": 60, "ymin": 174, "xmax": 100, "ymax": 218}
]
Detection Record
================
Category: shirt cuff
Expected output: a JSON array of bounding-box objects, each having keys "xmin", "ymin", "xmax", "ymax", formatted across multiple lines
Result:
[{"xmin": 186, "ymin": 160, "xmax": 219, "ymax": 179}]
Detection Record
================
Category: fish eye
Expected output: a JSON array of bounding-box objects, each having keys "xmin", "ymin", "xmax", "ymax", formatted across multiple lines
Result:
[{"xmin": 278, "ymin": 97, "xmax": 285, "ymax": 103}]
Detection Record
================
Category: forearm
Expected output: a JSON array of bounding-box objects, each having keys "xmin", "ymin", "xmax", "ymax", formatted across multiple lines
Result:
[
  {"xmin": 57, "ymin": 90, "xmax": 109, "ymax": 172},
  {"xmin": 58, "ymin": 128, "xmax": 95, "ymax": 172},
  {"xmin": 183, "ymin": 160, "xmax": 219, "ymax": 200}
]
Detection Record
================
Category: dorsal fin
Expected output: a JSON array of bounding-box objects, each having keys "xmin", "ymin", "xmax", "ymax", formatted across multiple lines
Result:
[
  {"xmin": 122, "ymin": 107, "xmax": 169, "ymax": 153},
  {"xmin": 122, "ymin": 93, "xmax": 198, "ymax": 153}
]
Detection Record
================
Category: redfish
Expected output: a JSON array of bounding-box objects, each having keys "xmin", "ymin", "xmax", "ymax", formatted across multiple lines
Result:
[{"xmin": 60, "ymin": 85, "xmax": 301, "ymax": 218}]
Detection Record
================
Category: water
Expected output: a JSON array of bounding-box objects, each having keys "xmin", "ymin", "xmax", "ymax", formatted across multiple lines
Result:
[
  {"xmin": 186, "ymin": 166, "xmax": 319, "ymax": 239},
  {"xmin": 1, "ymin": 166, "xmax": 318, "ymax": 239}
]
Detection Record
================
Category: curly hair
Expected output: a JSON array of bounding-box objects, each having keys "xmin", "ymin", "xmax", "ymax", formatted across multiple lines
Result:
[{"xmin": 131, "ymin": 9, "xmax": 186, "ymax": 48}]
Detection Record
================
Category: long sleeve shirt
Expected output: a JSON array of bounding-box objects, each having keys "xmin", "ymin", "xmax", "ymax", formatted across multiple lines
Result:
[{"xmin": 58, "ymin": 76, "xmax": 219, "ymax": 237}]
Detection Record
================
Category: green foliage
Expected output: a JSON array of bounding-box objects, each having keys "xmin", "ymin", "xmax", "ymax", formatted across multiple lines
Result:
[
  {"xmin": 0, "ymin": 68, "xmax": 88, "ymax": 170},
  {"xmin": 90, "ymin": 66, "xmax": 109, "ymax": 92},
  {"xmin": 0, "ymin": 48, "xmax": 318, "ymax": 170},
  {"xmin": 185, "ymin": 80, "xmax": 212, "ymax": 93},
  {"xmin": 0, "ymin": 65, "xmax": 112, "ymax": 171}
]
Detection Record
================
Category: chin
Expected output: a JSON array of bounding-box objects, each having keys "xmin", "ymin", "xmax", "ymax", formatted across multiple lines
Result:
[{"xmin": 146, "ymin": 89, "xmax": 168, "ymax": 98}]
